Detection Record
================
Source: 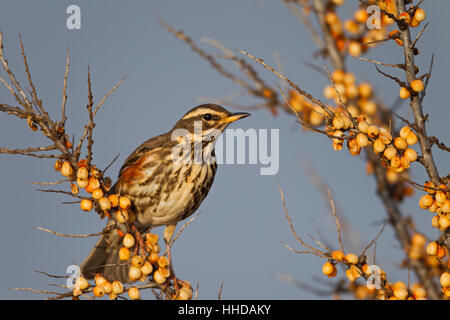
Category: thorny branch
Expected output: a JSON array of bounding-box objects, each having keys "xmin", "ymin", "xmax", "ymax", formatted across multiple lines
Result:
[{"xmin": 159, "ymin": 0, "xmax": 448, "ymax": 299}]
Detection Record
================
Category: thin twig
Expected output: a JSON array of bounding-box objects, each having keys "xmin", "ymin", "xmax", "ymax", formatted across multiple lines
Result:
[{"xmin": 33, "ymin": 225, "xmax": 113, "ymax": 238}]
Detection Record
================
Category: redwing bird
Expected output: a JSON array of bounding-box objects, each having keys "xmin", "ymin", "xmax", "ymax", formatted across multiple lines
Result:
[{"xmin": 81, "ymin": 104, "xmax": 250, "ymax": 282}]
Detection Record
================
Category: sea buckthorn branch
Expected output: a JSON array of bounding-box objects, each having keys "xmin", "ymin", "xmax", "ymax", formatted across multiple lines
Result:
[
  {"xmin": 160, "ymin": 18, "xmax": 286, "ymax": 116},
  {"xmin": 278, "ymin": 183, "xmax": 433, "ymax": 300},
  {"xmin": 161, "ymin": 0, "xmax": 446, "ymax": 298},
  {"xmin": 393, "ymin": 0, "xmax": 439, "ymax": 182},
  {"xmin": 311, "ymin": 0, "xmax": 345, "ymax": 70},
  {"xmin": 0, "ymin": 34, "xmax": 198, "ymax": 300},
  {"xmin": 286, "ymin": 0, "xmax": 444, "ymax": 299},
  {"xmin": 392, "ymin": 0, "xmax": 450, "ymax": 262}
]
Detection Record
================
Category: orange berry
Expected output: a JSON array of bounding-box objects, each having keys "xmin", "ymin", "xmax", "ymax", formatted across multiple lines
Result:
[
  {"xmin": 358, "ymin": 83, "xmax": 372, "ymax": 99},
  {"xmin": 177, "ymin": 287, "xmax": 194, "ymax": 300},
  {"xmin": 406, "ymin": 131, "xmax": 418, "ymax": 145},
  {"xmin": 419, "ymin": 194, "xmax": 434, "ymax": 209},
  {"xmin": 411, "ymin": 233, "xmax": 426, "ymax": 247},
  {"xmin": 141, "ymin": 261, "xmax": 154, "ymax": 275},
  {"xmin": 343, "ymin": 73, "xmax": 356, "ymax": 86},
  {"xmin": 354, "ymin": 9, "xmax": 368, "ymax": 23},
  {"xmin": 399, "ymin": 87, "xmax": 411, "ymax": 99},
  {"xmin": 345, "ymin": 265, "xmax": 361, "ymax": 282},
  {"xmin": 88, "ymin": 176, "xmax": 100, "ymax": 189},
  {"xmin": 61, "ymin": 161, "xmax": 73, "ymax": 177},
  {"xmin": 378, "ymin": 129, "xmax": 392, "ymax": 145},
  {"xmin": 119, "ymin": 247, "xmax": 130, "ymax": 261},
  {"xmin": 367, "ymin": 125, "xmax": 379, "ymax": 138},
  {"xmin": 54, "ymin": 160, "xmax": 62, "ymax": 172},
  {"xmin": 435, "ymin": 191, "xmax": 447, "ymax": 204},
  {"xmin": 344, "ymin": 253, "xmax": 359, "ymax": 264},
  {"xmin": 346, "ymin": 84, "xmax": 359, "ymax": 99},
  {"xmin": 386, "ymin": 168, "xmax": 399, "ymax": 184},
  {"xmin": 441, "ymin": 200, "xmax": 450, "ymax": 213},
  {"xmin": 325, "ymin": 12, "xmax": 339, "ymax": 25},
  {"xmin": 424, "ymin": 181, "xmax": 436, "ymax": 194},
  {"xmin": 393, "ymin": 287, "xmax": 408, "ymax": 300},
  {"xmin": 331, "ymin": 250, "xmax": 345, "ymax": 261},
  {"xmin": 344, "ymin": 19, "xmax": 359, "ymax": 34},
  {"xmin": 440, "ymin": 215, "xmax": 450, "ymax": 230},
  {"xmin": 410, "ymin": 17, "xmax": 420, "ymax": 28},
  {"xmin": 80, "ymin": 199, "xmax": 93, "ymax": 212},
  {"xmin": 71, "ymin": 183, "xmax": 79, "ymax": 195},
  {"xmin": 119, "ymin": 196, "xmax": 131, "ymax": 210},
  {"xmin": 145, "ymin": 233, "xmax": 159, "ymax": 244},
  {"xmin": 360, "ymin": 100, "xmax": 377, "ymax": 116},
  {"xmin": 373, "ymin": 139, "xmax": 386, "ymax": 154},
  {"xmin": 390, "ymin": 155, "xmax": 402, "ymax": 169},
  {"xmin": 112, "ymin": 281, "xmax": 124, "ymax": 295},
  {"xmin": 153, "ymin": 269, "xmax": 167, "ymax": 285},
  {"xmin": 108, "ymin": 194, "xmax": 119, "ymax": 207},
  {"xmin": 358, "ymin": 120, "xmax": 370, "ymax": 133},
  {"xmin": 92, "ymin": 188, "xmax": 104, "ymax": 200},
  {"xmin": 347, "ymin": 139, "xmax": 361, "ymax": 156},
  {"xmin": 412, "ymin": 286, "xmax": 426, "ymax": 299},
  {"xmin": 414, "ymin": 8, "xmax": 426, "ymax": 22},
  {"xmin": 128, "ymin": 266, "xmax": 142, "ymax": 282},
  {"xmin": 399, "ymin": 126, "xmax": 412, "ymax": 139},
  {"xmin": 148, "ymin": 252, "xmax": 160, "ymax": 264},
  {"xmin": 323, "ymin": 85, "xmax": 335, "ymax": 99},
  {"xmin": 356, "ymin": 133, "xmax": 369, "ymax": 148},
  {"xmin": 431, "ymin": 215, "xmax": 440, "ymax": 228},
  {"xmin": 404, "ymin": 148, "xmax": 417, "ymax": 162},
  {"xmin": 394, "ymin": 137, "xmax": 408, "ymax": 150},
  {"xmin": 399, "ymin": 12, "xmax": 411, "ymax": 24},
  {"xmin": 75, "ymin": 276, "xmax": 90, "ymax": 291},
  {"xmin": 322, "ymin": 261, "xmax": 336, "ymax": 276},
  {"xmin": 383, "ymin": 147, "xmax": 397, "ymax": 160},
  {"xmin": 440, "ymin": 272, "xmax": 450, "ymax": 287},
  {"xmin": 103, "ymin": 281, "xmax": 112, "ymax": 294},
  {"xmin": 395, "ymin": 38, "xmax": 403, "ymax": 46},
  {"xmin": 128, "ymin": 287, "xmax": 140, "ymax": 300},
  {"xmin": 410, "ymin": 79, "xmax": 424, "ymax": 93},
  {"xmin": 98, "ymin": 197, "xmax": 112, "ymax": 212},
  {"xmin": 93, "ymin": 286, "xmax": 105, "ymax": 298},
  {"xmin": 333, "ymin": 116, "xmax": 345, "ymax": 130},
  {"xmin": 123, "ymin": 233, "xmax": 135, "ymax": 248},
  {"xmin": 77, "ymin": 178, "xmax": 89, "ymax": 189},
  {"xmin": 426, "ymin": 241, "xmax": 438, "ymax": 256},
  {"xmin": 77, "ymin": 167, "xmax": 89, "ymax": 180},
  {"xmin": 116, "ymin": 209, "xmax": 129, "ymax": 223},
  {"xmin": 348, "ymin": 41, "xmax": 362, "ymax": 57},
  {"xmin": 437, "ymin": 245, "xmax": 447, "ymax": 258},
  {"xmin": 131, "ymin": 255, "xmax": 145, "ymax": 268}
]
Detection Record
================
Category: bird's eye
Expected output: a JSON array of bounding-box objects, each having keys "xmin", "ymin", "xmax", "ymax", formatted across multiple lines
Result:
[{"xmin": 203, "ymin": 113, "xmax": 212, "ymax": 121}]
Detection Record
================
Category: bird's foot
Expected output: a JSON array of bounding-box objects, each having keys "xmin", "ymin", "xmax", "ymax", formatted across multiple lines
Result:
[{"xmin": 130, "ymin": 223, "xmax": 148, "ymax": 256}]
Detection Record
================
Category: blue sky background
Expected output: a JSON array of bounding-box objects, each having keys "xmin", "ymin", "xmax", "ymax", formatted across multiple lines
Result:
[{"xmin": 0, "ymin": 0, "xmax": 449, "ymax": 299}]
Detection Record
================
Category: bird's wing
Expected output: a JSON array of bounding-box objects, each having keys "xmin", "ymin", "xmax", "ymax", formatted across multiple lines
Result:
[{"xmin": 117, "ymin": 132, "xmax": 169, "ymax": 183}]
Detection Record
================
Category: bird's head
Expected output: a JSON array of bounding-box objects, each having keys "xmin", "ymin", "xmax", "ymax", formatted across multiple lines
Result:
[{"xmin": 171, "ymin": 104, "xmax": 250, "ymax": 141}]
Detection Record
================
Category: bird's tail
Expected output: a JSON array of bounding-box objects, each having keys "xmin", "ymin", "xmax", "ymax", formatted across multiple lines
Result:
[{"xmin": 80, "ymin": 218, "xmax": 130, "ymax": 283}]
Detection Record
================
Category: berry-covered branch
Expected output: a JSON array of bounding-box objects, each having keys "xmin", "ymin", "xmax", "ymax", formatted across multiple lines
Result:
[{"xmin": 0, "ymin": 34, "xmax": 196, "ymax": 300}]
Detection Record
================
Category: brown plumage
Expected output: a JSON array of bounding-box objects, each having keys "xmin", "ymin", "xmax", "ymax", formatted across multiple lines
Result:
[{"xmin": 80, "ymin": 104, "xmax": 249, "ymax": 282}]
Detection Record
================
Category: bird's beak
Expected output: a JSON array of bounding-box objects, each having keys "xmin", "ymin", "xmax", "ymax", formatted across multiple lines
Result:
[{"xmin": 219, "ymin": 112, "xmax": 251, "ymax": 124}]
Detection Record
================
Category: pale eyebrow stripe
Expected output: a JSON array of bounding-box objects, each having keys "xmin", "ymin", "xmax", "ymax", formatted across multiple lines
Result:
[{"xmin": 181, "ymin": 108, "xmax": 227, "ymax": 120}]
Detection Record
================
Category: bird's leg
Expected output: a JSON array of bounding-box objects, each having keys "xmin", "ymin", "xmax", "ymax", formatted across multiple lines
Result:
[
  {"xmin": 130, "ymin": 223, "xmax": 148, "ymax": 256},
  {"xmin": 163, "ymin": 224, "xmax": 180, "ymax": 297}
]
